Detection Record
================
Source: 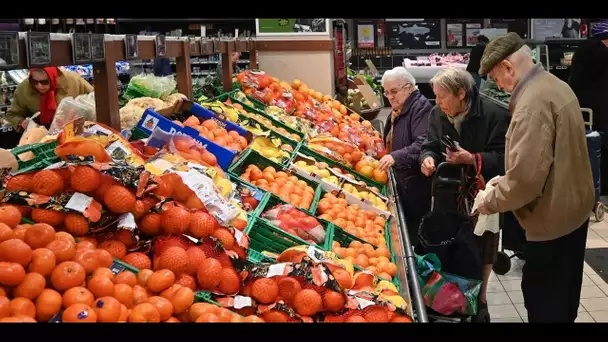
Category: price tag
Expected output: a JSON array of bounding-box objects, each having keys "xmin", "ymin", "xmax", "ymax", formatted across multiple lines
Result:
[
  {"xmin": 26, "ymin": 32, "xmax": 51, "ymax": 67},
  {"xmin": 51, "ymin": 18, "xmax": 60, "ymax": 25},
  {"xmin": 0, "ymin": 31, "xmax": 20, "ymax": 69},
  {"xmin": 90, "ymin": 34, "xmax": 105, "ymax": 62},
  {"xmin": 86, "ymin": 18, "xmax": 94, "ymax": 25},
  {"xmin": 124, "ymin": 34, "xmax": 139, "ymax": 60},
  {"xmin": 66, "ymin": 19, "xmax": 74, "ymax": 25},
  {"xmin": 155, "ymin": 34, "xmax": 166, "ymax": 58},
  {"xmin": 72, "ymin": 33, "xmax": 92, "ymax": 65},
  {"xmin": 233, "ymin": 296, "xmax": 252, "ymax": 309},
  {"xmin": 189, "ymin": 36, "xmax": 200, "ymax": 55}
]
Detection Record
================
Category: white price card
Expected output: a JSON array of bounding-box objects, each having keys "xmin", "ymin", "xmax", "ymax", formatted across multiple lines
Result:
[{"xmin": 66, "ymin": 193, "xmax": 93, "ymax": 213}]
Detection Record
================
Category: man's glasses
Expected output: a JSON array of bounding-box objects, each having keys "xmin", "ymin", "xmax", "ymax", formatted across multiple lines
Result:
[{"xmin": 29, "ymin": 77, "xmax": 50, "ymax": 86}]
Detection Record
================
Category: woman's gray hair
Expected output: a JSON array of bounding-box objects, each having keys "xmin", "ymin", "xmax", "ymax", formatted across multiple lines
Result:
[
  {"xmin": 430, "ymin": 67, "xmax": 475, "ymax": 113},
  {"xmin": 381, "ymin": 67, "xmax": 417, "ymax": 88}
]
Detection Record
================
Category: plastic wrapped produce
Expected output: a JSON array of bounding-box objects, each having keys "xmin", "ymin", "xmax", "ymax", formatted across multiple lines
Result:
[{"xmin": 49, "ymin": 93, "xmax": 97, "ymax": 133}]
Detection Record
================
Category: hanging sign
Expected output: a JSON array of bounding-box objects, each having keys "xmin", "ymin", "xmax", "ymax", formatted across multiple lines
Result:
[
  {"xmin": 72, "ymin": 33, "xmax": 92, "ymax": 65},
  {"xmin": 90, "ymin": 34, "xmax": 105, "ymax": 62},
  {"xmin": 26, "ymin": 31, "xmax": 51, "ymax": 67},
  {"xmin": 189, "ymin": 36, "xmax": 200, "ymax": 55},
  {"xmin": 155, "ymin": 34, "xmax": 167, "ymax": 58},
  {"xmin": 357, "ymin": 24, "xmax": 375, "ymax": 48},
  {"xmin": 124, "ymin": 34, "xmax": 139, "ymax": 60},
  {"xmin": 0, "ymin": 31, "xmax": 20, "ymax": 69}
]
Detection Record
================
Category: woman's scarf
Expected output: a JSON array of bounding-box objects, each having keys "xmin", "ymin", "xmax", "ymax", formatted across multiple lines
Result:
[
  {"xmin": 386, "ymin": 107, "xmax": 402, "ymax": 153},
  {"xmin": 31, "ymin": 67, "xmax": 59, "ymax": 125}
]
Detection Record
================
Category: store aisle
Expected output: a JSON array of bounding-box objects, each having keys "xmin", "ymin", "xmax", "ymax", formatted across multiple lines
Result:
[{"xmin": 487, "ymin": 218, "xmax": 608, "ymax": 322}]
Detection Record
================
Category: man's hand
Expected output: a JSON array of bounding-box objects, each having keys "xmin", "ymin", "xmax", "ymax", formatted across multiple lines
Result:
[
  {"xmin": 379, "ymin": 155, "xmax": 395, "ymax": 171},
  {"xmin": 477, "ymin": 195, "xmax": 494, "ymax": 215},
  {"xmin": 421, "ymin": 157, "xmax": 436, "ymax": 177},
  {"xmin": 446, "ymin": 146, "xmax": 475, "ymax": 165}
]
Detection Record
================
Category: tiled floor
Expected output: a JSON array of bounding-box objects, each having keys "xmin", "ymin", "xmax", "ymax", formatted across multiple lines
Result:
[{"xmin": 487, "ymin": 218, "xmax": 608, "ymax": 323}]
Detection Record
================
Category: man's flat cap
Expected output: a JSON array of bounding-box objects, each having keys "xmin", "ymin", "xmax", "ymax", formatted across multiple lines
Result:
[{"xmin": 479, "ymin": 32, "xmax": 525, "ymax": 76}]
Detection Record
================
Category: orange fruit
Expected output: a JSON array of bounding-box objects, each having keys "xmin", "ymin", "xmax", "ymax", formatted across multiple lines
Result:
[
  {"xmin": 188, "ymin": 212, "xmax": 217, "ymax": 239},
  {"xmin": 0, "ymin": 296, "xmax": 9, "ymax": 319},
  {"xmin": 31, "ymin": 208, "xmax": 65, "ymax": 226},
  {"xmin": 0, "ymin": 239, "xmax": 33, "ymax": 267},
  {"xmin": 93, "ymin": 296, "xmax": 122, "ymax": 322},
  {"xmin": 218, "ymin": 268, "xmax": 240, "ymax": 295},
  {"xmin": 35, "ymin": 289, "xmax": 62, "ymax": 321},
  {"xmin": 292, "ymin": 289, "xmax": 323, "ymax": 317},
  {"xmin": 113, "ymin": 283, "xmax": 134, "ymax": 308},
  {"xmin": 322, "ymin": 290, "xmax": 345, "ymax": 312},
  {"xmin": 46, "ymin": 239, "xmax": 76, "ymax": 263},
  {"xmin": 128, "ymin": 303, "xmax": 161, "ymax": 323},
  {"xmin": 54, "ymin": 232, "xmax": 75, "ymax": 244},
  {"xmin": 103, "ymin": 185, "xmax": 136, "ymax": 214},
  {"xmin": 24, "ymin": 223, "xmax": 56, "ymax": 249},
  {"xmin": 96, "ymin": 249, "xmax": 114, "ymax": 268},
  {"xmin": 5, "ymin": 173, "xmax": 33, "ymax": 192},
  {"xmin": 123, "ymin": 253, "xmax": 152, "ymax": 270},
  {"xmin": 184, "ymin": 247, "xmax": 206, "ymax": 275},
  {"xmin": 251, "ymin": 278, "xmax": 279, "ymax": 304},
  {"xmin": 76, "ymin": 240, "xmax": 96, "ymax": 251},
  {"xmin": 345, "ymin": 315, "xmax": 367, "ymax": 322},
  {"xmin": 118, "ymin": 304, "xmax": 129, "ymax": 322},
  {"xmin": 147, "ymin": 269, "xmax": 175, "ymax": 293},
  {"xmin": 136, "ymin": 269, "xmax": 153, "ymax": 287},
  {"xmin": 13, "ymin": 272, "xmax": 45, "ymax": 300},
  {"xmin": 175, "ymin": 273, "xmax": 196, "ymax": 291},
  {"xmin": 10, "ymin": 297, "xmax": 36, "ymax": 318},
  {"xmin": 262, "ymin": 309, "xmax": 290, "ymax": 322},
  {"xmin": 31, "ymin": 170, "xmax": 64, "ymax": 196},
  {"xmin": 277, "ymin": 277, "xmax": 302, "ymax": 305},
  {"xmin": 196, "ymin": 258, "xmax": 222, "ymax": 291},
  {"xmin": 92, "ymin": 267, "xmax": 115, "ymax": 282},
  {"xmin": 64, "ymin": 213, "xmax": 90, "ymax": 237},
  {"xmin": 62, "ymin": 303, "xmax": 97, "ymax": 322},
  {"xmin": 160, "ymin": 206, "xmax": 191, "ymax": 235},
  {"xmin": 62, "ymin": 286, "xmax": 94, "ymax": 308},
  {"xmin": 87, "ymin": 276, "xmax": 115, "ymax": 298},
  {"xmin": 157, "ymin": 246, "xmax": 188, "ymax": 275},
  {"xmin": 169, "ymin": 287, "xmax": 194, "ymax": 315},
  {"xmin": 332, "ymin": 268, "xmax": 353, "ymax": 290},
  {"xmin": 195, "ymin": 312, "xmax": 219, "ymax": 322},
  {"xmin": 211, "ymin": 228, "xmax": 235, "ymax": 250},
  {"xmin": 51, "ymin": 261, "xmax": 86, "ymax": 292},
  {"xmin": 72, "ymin": 249, "xmax": 100, "ymax": 274},
  {"xmin": 0, "ymin": 206, "xmax": 22, "ymax": 228},
  {"xmin": 98, "ymin": 240, "xmax": 127, "ymax": 260},
  {"xmin": 132, "ymin": 285, "xmax": 149, "ymax": 306},
  {"xmin": 139, "ymin": 213, "xmax": 162, "ymax": 237},
  {"xmin": 115, "ymin": 271, "xmax": 137, "ymax": 287},
  {"xmin": 363, "ymin": 306, "xmax": 389, "ymax": 322},
  {"xmin": 188, "ymin": 303, "xmax": 217, "ymax": 322},
  {"xmin": 70, "ymin": 166, "xmax": 101, "ymax": 193},
  {"xmin": 0, "ymin": 223, "xmax": 14, "ymax": 243},
  {"xmin": 0, "ymin": 262, "xmax": 26, "ymax": 287},
  {"xmin": 27, "ymin": 248, "xmax": 55, "ymax": 277},
  {"xmin": 146, "ymin": 296, "xmax": 173, "ymax": 321}
]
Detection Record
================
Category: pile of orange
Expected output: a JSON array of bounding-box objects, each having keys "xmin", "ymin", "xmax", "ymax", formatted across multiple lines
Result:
[
  {"xmin": 180, "ymin": 116, "xmax": 248, "ymax": 153},
  {"xmin": 240, "ymin": 165, "xmax": 315, "ymax": 211},
  {"xmin": 316, "ymin": 193, "xmax": 387, "ymax": 247},
  {"xmin": 331, "ymin": 240, "xmax": 398, "ymax": 281}
]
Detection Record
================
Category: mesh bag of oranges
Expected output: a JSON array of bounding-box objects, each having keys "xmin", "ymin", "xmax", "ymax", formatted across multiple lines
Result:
[
  {"xmin": 261, "ymin": 203, "xmax": 326, "ymax": 245},
  {"xmin": 236, "ymin": 70, "xmax": 271, "ymax": 90}
]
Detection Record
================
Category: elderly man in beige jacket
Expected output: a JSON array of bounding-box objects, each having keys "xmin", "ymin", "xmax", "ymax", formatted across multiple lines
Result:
[{"xmin": 476, "ymin": 32, "xmax": 595, "ymax": 323}]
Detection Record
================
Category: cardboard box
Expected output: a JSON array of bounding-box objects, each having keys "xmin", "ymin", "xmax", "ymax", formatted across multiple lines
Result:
[{"xmin": 352, "ymin": 75, "xmax": 382, "ymax": 111}]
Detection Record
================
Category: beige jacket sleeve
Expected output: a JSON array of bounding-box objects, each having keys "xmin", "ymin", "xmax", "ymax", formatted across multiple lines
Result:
[
  {"xmin": 77, "ymin": 75, "xmax": 94, "ymax": 94},
  {"xmin": 485, "ymin": 111, "xmax": 555, "ymax": 213}
]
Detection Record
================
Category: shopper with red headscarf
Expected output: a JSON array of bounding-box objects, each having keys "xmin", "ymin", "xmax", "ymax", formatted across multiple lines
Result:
[{"xmin": 6, "ymin": 67, "xmax": 93, "ymax": 131}]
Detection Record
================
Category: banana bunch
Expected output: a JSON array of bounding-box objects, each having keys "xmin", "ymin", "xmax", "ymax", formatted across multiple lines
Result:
[
  {"xmin": 342, "ymin": 183, "xmax": 389, "ymax": 212},
  {"xmin": 233, "ymin": 91, "xmax": 256, "ymax": 108},
  {"xmin": 200, "ymin": 101, "xmax": 239, "ymax": 123}
]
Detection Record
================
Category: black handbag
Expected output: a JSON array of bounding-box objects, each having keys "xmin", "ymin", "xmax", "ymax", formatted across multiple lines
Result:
[{"xmin": 415, "ymin": 210, "xmax": 483, "ymax": 281}]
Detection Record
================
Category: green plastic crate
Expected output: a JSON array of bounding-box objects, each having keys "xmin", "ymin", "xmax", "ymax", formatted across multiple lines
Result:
[
  {"xmin": 256, "ymin": 193, "xmax": 334, "ymax": 251},
  {"xmin": 297, "ymin": 145, "xmax": 387, "ymax": 195},
  {"xmin": 227, "ymin": 149, "xmax": 321, "ymax": 215},
  {"xmin": 10, "ymin": 140, "xmax": 60, "ymax": 174},
  {"xmin": 209, "ymin": 92, "xmax": 305, "ymax": 144},
  {"xmin": 128, "ymin": 126, "xmax": 150, "ymax": 141},
  {"xmin": 245, "ymin": 217, "xmax": 313, "ymax": 255},
  {"xmin": 247, "ymin": 249, "xmax": 276, "ymax": 264}
]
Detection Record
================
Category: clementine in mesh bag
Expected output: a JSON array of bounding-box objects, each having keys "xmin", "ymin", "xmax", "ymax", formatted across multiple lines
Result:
[
  {"xmin": 123, "ymin": 252, "xmax": 152, "ymax": 270},
  {"xmin": 31, "ymin": 170, "xmax": 65, "ymax": 196},
  {"xmin": 31, "ymin": 208, "xmax": 65, "ymax": 226},
  {"xmin": 4, "ymin": 173, "xmax": 34, "ymax": 192},
  {"xmin": 70, "ymin": 166, "xmax": 101, "ymax": 194},
  {"xmin": 103, "ymin": 185, "xmax": 136, "ymax": 214}
]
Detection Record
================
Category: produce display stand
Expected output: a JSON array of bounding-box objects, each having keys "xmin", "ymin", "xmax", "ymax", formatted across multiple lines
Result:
[{"xmin": 1, "ymin": 32, "xmax": 258, "ymax": 131}]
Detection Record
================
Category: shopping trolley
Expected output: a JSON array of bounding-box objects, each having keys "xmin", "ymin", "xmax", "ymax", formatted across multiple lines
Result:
[
  {"xmin": 583, "ymin": 108, "xmax": 604, "ymax": 222},
  {"xmin": 416, "ymin": 162, "xmax": 484, "ymax": 323}
]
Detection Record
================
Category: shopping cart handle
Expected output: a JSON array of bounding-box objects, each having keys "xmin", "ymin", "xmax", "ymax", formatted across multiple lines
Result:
[{"xmin": 431, "ymin": 163, "xmax": 467, "ymax": 194}]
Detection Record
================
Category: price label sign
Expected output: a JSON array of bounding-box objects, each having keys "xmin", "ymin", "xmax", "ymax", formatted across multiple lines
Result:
[
  {"xmin": 72, "ymin": 33, "xmax": 92, "ymax": 64},
  {"xmin": 90, "ymin": 34, "xmax": 105, "ymax": 62},
  {"xmin": 155, "ymin": 34, "xmax": 166, "ymax": 57},
  {"xmin": 26, "ymin": 32, "xmax": 51, "ymax": 67},
  {"xmin": 0, "ymin": 31, "xmax": 20, "ymax": 69},
  {"xmin": 189, "ymin": 36, "xmax": 200, "ymax": 55},
  {"xmin": 124, "ymin": 34, "xmax": 139, "ymax": 60}
]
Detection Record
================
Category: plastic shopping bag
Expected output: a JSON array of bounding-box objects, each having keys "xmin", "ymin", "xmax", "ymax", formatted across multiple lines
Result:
[
  {"xmin": 261, "ymin": 204, "xmax": 326, "ymax": 244},
  {"xmin": 416, "ymin": 253, "xmax": 482, "ymax": 317}
]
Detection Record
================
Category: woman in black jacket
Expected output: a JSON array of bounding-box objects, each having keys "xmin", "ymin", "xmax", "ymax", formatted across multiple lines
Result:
[
  {"xmin": 420, "ymin": 67, "xmax": 508, "ymax": 322},
  {"xmin": 569, "ymin": 20, "xmax": 608, "ymax": 193}
]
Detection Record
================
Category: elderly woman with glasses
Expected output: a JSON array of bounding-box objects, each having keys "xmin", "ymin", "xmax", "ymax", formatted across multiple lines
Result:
[
  {"xmin": 419, "ymin": 66, "xmax": 508, "ymax": 322},
  {"xmin": 380, "ymin": 67, "xmax": 434, "ymax": 245},
  {"xmin": 6, "ymin": 67, "xmax": 94, "ymax": 132}
]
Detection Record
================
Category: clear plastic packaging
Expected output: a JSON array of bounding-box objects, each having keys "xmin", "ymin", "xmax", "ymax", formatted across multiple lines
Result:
[
  {"xmin": 124, "ymin": 73, "xmax": 177, "ymax": 100},
  {"xmin": 49, "ymin": 92, "xmax": 97, "ymax": 133}
]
